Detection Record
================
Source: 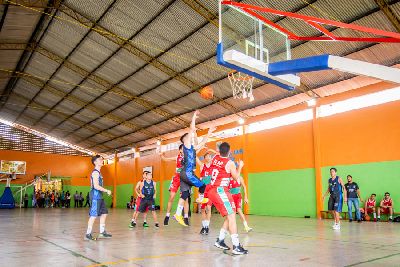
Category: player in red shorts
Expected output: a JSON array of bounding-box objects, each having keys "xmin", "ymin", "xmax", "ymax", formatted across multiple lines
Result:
[
  {"xmin": 208, "ymin": 142, "xmax": 248, "ymax": 255},
  {"xmin": 229, "ymin": 176, "xmax": 252, "ymax": 232},
  {"xmin": 364, "ymin": 193, "xmax": 377, "ymax": 221},
  {"xmin": 196, "ymin": 150, "xmax": 214, "ymax": 235},
  {"xmin": 160, "ymin": 145, "xmax": 189, "ymax": 226},
  {"xmin": 129, "ymin": 173, "xmax": 148, "ymax": 228},
  {"xmin": 377, "ymin": 192, "xmax": 394, "ymax": 222}
]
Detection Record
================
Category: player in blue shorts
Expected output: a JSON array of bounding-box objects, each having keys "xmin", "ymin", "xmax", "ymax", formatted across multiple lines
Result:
[
  {"xmin": 322, "ymin": 167, "xmax": 347, "ymax": 230},
  {"xmin": 85, "ymin": 155, "xmax": 112, "ymax": 240},
  {"xmin": 173, "ymin": 110, "xmax": 215, "ymax": 226}
]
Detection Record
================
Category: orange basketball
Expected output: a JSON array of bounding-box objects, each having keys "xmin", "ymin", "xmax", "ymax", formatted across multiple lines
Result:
[
  {"xmin": 365, "ymin": 214, "xmax": 370, "ymax": 221},
  {"xmin": 199, "ymin": 86, "xmax": 213, "ymax": 100}
]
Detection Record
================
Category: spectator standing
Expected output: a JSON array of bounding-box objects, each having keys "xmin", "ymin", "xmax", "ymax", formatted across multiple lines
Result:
[
  {"xmin": 24, "ymin": 193, "xmax": 29, "ymax": 208},
  {"xmin": 55, "ymin": 192, "xmax": 60, "ymax": 208},
  {"xmin": 74, "ymin": 191, "xmax": 79, "ymax": 208},
  {"xmin": 66, "ymin": 191, "xmax": 71, "ymax": 208},
  {"xmin": 79, "ymin": 192, "xmax": 84, "ymax": 207},
  {"xmin": 84, "ymin": 192, "xmax": 90, "ymax": 207},
  {"xmin": 345, "ymin": 175, "xmax": 363, "ymax": 223},
  {"xmin": 61, "ymin": 191, "xmax": 65, "ymax": 208}
]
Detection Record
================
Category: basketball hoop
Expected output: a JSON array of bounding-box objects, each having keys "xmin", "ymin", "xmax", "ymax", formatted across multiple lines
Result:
[{"xmin": 228, "ymin": 71, "xmax": 255, "ymax": 102}]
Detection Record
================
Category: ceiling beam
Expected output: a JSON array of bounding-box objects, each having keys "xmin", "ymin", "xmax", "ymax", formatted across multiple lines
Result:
[
  {"xmin": 0, "ymin": 1, "xmax": 9, "ymax": 31},
  {"xmin": 0, "ymin": 0, "xmax": 61, "ymax": 110},
  {"xmin": 1, "ymin": 91, "xmax": 115, "ymax": 151},
  {"xmin": 14, "ymin": 0, "xmax": 118, "ymax": 123},
  {"xmin": 374, "ymin": 0, "xmax": 400, "ymax": 32},
  {"xmin": 59, "ymin": 4, "xmax": 245, "ymax": 118}
]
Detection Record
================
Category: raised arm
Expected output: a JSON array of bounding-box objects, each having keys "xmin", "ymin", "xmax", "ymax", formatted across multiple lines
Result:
[
  {"xmin": 160, "ymin": 153, "xmax": 176, "ymax": 162},
  {"xmin": 184, "ymin": 110, "xmax": 199, "ymax": 148},
  {"xmin": 92, "ymin": 172, "xmax": 111, "ymax": 196},
  {"xmin": 228, "ymin": 160, "xmax": 244, "ymax": 181},
  {"xmin": 195, "ymin": 126, "xmax": 216, "ymax": 151}
]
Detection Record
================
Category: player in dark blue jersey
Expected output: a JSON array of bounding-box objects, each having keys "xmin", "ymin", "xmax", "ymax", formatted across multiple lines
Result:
[
  {"xmin": 173, "ymin": 110, "xmax": 215, "ymax": 226},
  {"xmin": 85, "ymin": 155, "xmax": 112, "ymax": 241},
  {"xmin": 137, "ymin": 171, "xmax": 159, "ymax": 228},
  {"xmin": 322, "ymin": 167, "xmax": 347, "ymax": 230}
]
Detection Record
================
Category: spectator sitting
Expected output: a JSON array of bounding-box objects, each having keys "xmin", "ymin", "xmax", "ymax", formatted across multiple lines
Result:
[
  {"xmin": 363, "ymin": 193, "xmax": 377, "ymax": 222},
  {"xmin": 127, "ymin": 196, "xmax": 135, "ymax": 209},
  {"xmin": 377, "ymin": 192, "xmax": 394, "ymax": 222}
]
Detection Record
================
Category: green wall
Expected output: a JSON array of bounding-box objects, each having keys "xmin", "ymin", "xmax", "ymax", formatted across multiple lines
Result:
[
  {"xmin": 116, "ymin": 182, "xmax": 160, "ymax": 209},
  {"xmin": 321, "ymin": 160, "xmax": 400, "ymax": 212},
  {"xmin": 248, "ymin": 168, "xmax": 317, "ymax": 217}
]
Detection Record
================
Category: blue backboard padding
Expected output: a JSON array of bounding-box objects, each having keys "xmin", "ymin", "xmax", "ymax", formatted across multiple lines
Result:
[
  {"xmin": 268, "ymin": 54, "xmax": 331, "ymax": 75},
  {"xmin": 216, "ymin": 43, "xmax": 294, "ymax": 91}
]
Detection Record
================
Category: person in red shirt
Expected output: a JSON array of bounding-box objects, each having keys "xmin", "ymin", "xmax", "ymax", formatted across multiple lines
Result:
[
  {"xmin": 160, "ymin": 145, "xmax": 187, "ymax": 226},
  {"xmin": 208, "ymin": 142, "xmax": 248, "ymax": 255},
  {"xmin": 364, "ymin": 193, "xmax": 377, "ymax": 221},
  {"xmin": 377, "ymin": 192, "xmax": 394, "ymax": 221},
  {"xmin": 197, "ymin": 150, "xmax": 214, "ymax": 235},
  {"xmin": 229, "ymin": 176, "xmax": 252, "ymax": 232}
]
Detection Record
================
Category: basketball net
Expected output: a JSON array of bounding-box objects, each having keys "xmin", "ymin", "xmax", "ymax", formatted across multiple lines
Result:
[{"xmin": 228, "ymin": 71, "xmax": 254, "ymax": 102}]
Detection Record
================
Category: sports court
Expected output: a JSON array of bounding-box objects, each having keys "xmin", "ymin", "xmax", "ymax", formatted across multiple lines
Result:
[{"xmin": 1, "ymin": 0, "xmax": 400, "ymax": 266}]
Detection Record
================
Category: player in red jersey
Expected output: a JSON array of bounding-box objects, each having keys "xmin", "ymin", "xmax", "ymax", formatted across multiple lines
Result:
[
  {"xmin": 129, "ymin": 172, "xmax": 149, "ymax": 228},
  {"xmin": 196, "ymin": 150, "xmax": 214, "ymax": 235},
  {"xmin": 364, "ymin": 193, "xmax": 377, "ymax": 221},
  {"xmin": 208, "ymin": 142, "xmax": 248, "ymax": 255},
  {"xmin": 160, "ymin": 145, "xmax": 189, "ymax": 226},
  {"xmin": 229, "ymin": 176, "xmax": 252, "ymax": 232},
  {"xmin": 377, "ymin": 192, "xmax": 394, "ymax": 221}
]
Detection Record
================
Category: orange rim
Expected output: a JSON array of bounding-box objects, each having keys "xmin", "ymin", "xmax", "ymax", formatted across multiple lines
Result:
[{"xmin": 228, "ymin": 71, "xmax": 254, "ymax": 81}]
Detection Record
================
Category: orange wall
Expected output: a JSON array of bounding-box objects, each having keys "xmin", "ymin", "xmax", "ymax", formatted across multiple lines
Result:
[{"xmin": 0, "ymin": 150, "xmax": 92, "ymax": 186}]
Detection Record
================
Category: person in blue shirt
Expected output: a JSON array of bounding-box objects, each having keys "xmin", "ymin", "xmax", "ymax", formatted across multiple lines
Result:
[
  {"xmin": 173, "ymin": 110, "xmax": 215, "ymax": 226},
  {"xmin": 322, "ymin": 167, "xmax": 347, "ymax": 230},
  {"xmin": 85, "ymin": 155, "xmax": 112, "ymax": 241}
]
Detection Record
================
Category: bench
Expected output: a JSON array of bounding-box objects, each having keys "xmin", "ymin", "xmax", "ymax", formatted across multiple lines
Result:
[{"xmin": 321, "ymin": 210, "xmax": 400, "ymax": 221}]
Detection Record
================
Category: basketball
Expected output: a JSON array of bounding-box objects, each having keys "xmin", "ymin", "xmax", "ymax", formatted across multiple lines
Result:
[
  {"xmin": 365, "ymin": 215, "xmax": 371, "ymax": 221},
  {"xmin": 199, "ymin": 86, "xmax": 213, "ymax": 100}
]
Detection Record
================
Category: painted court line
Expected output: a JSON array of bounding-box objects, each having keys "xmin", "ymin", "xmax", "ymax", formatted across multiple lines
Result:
[
  {"xmin": 344, "ymin": 252, "xmax": 400, "ymax": 266},
  {"xmin": 35, "ymin": 236, "xmax": 104, "ymax": 266},
  {"xmin": 85, "ymin": 250, "xmax": 207, "ymax": 267}
]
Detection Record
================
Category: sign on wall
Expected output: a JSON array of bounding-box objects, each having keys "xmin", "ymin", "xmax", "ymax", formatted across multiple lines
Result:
[{"xmin": 0, "ymin": 160, "xmax": 26, "ymax": 174}]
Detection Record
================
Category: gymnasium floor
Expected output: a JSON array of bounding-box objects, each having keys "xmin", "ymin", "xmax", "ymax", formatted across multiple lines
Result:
[{"xmin": 1, "ymin": 209, "xmax": 399, "ymax": 267}]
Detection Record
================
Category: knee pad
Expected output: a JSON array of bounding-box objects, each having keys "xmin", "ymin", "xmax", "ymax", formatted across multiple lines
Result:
[{"xmin": 181, "ymin": 191, "xmax": 190, "ymax": 200}]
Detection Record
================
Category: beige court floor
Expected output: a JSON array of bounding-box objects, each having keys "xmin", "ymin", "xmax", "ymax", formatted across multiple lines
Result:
[{"xmin": 0, "ymin": 208, "xmax": 399, "ymax": 267}]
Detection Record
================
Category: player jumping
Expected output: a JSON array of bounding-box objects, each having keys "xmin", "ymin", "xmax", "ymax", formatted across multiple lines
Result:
[{"xmin": 173, "ymin": 110, "xmax": 215, "ymax": 226}]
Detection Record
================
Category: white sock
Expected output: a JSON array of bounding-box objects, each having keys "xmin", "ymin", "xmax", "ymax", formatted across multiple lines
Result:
[
  {"xmin": 243, "ymin": 220, "xmax": 249, "ymax": 228},
  {"xmin": 202, "ymin": 220, "xmax": 206, "ymax": 227},
  {"xmin": 166, "ymin": 213, "xmax": 170, "ymax": 217},
  {"xmin": 175, "ymin": 205, "xmax": 184, "ymax": 216},
  {"xmin": 373, "ymin": 213, "xmax": 376, "ymax": 218},
  {"xmin": 184, "ymin": 213, "xmax": 188, "ymax": 218},
  {"xmin": 219, "ymin": 229, "xmax": 226, "ymax": 241},
  {"xmin": 100, "ymin": 224, "xmax": 105, "ymax": 233},
  {"xmin": 378, "ymin": 215, "xmax": 380, "ymax": 219},
  {"xmin": 231, "ymin": 234, "xmax": 239, "ymax": 246},
  {"xmin": 86, "ymin": 225, "xmax": 92, "ymax": 235},
  {"xmin": 205, "ymin": 220, "xmax": 210, "ymax": 228},
  {"xmin": 389, "ymin": 216, "xmax": 393, "ymax": 219}
]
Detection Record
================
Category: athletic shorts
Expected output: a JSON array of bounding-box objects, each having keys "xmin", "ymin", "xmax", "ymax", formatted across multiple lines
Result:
[
  {"xmin": 89, "ymin": 199, "xmax": 108, "ymax": 217},
  {"xmin": 366, "ymin": 207, "xmax": 375, "ymax": 214},
  {"xmin": 180, "ymin": 170, "xmax": 204, "ymax": 192},
  {"xmin": 135, "ymin": 197, "xmax": 149, "ymax": 212},
  {"xmin": 208, "ymin": 186, "xmax": 235, "ymax": 217},
  {"xmin": 201, "ymin": 184, "xmax": 213, "ymax": 209},
  {"xmin": 139, "ymin": 198, "xmax": 155, "ymax": 213},
  {"xmin": 169, "ymin": 174, "xmax": 180, "ymax": 193},
  {"xmin": 328, "ymin": 193, "xmax": 343, "ymax": 212},
  {"xmin": 380, "ymin": 207, "xmax": 392, "ymax": 214},
  {"xmin": 232, "ymin": 193, "xmax": 242, "ymax": 212}
]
